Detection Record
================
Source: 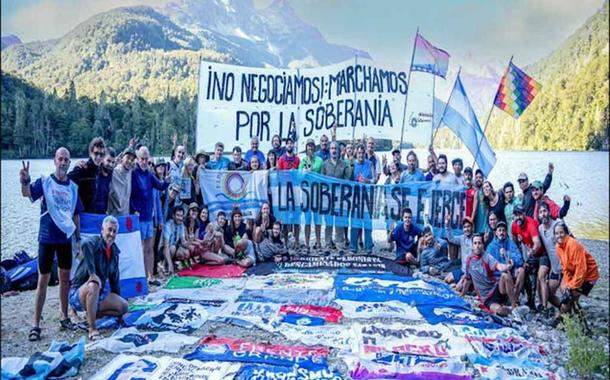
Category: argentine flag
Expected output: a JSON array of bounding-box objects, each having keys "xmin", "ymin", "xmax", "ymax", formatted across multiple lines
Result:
[{"xmin": 76, "ymin": 213, "xmax": 148, "ymax": 298}]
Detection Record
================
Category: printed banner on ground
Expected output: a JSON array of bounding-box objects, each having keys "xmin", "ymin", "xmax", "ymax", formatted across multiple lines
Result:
[
  {"xmin": 196, "ymin": 58, "xmax": 433, "ymax": 152},
  {"xmin": 200, "ymin": 170, "xmax": 268, "ymax": 221},
  {"xmin": 177, "ymin": 263, "xmax": 246, "ymax": 278},
  {"xmin": 238, "ymin": 364, "xmax": 344, "ymax": 380},
  {"xmin": 90, "ymin": 354, "xmax": 241, "ymax": 380},
  {"xmin": 270, "ymin": 170, "xmax": 466, "ymax": 231},
  {"xmin": 275, "ymin": 323, "xmax": 355, "ymax": 351},
  {"xmin": 465, "ymin": 335, "xmax": 547, "ymax": 363},
  {"xmin": 244, "ymin": 273, "xmax": 335, "ymax": 290},
  {"xmin": 184, "ymin": 336, "xmax": 329, "ymax": 368},
  {"xmin": 336, "ymin": 299, "xmax": 423, "ymax": 321},
  {"xmin": 218, "ymin": 301, "xmax": 282, "ymax": 328},
  {"xmin": 280, "ymin": 305, "xmax": 343, "ymax": 323},
  {"xmin": 351, "ymin": 322, "xmax": 475, "ymax": 358},
  {"xmin": 124, "ymin": 302, "xmax": 209, "ymax": 333},
  {"xmin": 417, "ymin": 304, "xmax": 502, "ymax": 329},
  {"xmin": 335, "ymin": 273, "xmax": 470, "ymax": 309},
  {"xmin": 78, "ymin": 213, "xmax": 147, "ymax": 298},
  {"xmin": 346, "ymin": 354, "xmax": 471, "ymax": 380},
  {"xmin": 238, "ymin": 288, "xmax": 334, "ymax": 307},
  {"xmin": 469, "ymin": 354, "xmax": 558, "ymax": 380},
  {"xmin": 86, "ymin": 327, "xmax": 198, "ymax": 354},
  {"xmin": 247, "ymin": 255, "xmax": 412, "ymax": 276}
]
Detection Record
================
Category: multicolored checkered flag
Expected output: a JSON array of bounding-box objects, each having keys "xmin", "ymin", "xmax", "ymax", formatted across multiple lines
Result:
[{"xmin": 493, "ymin": 62, "xmax": 542, "ymax": 118}]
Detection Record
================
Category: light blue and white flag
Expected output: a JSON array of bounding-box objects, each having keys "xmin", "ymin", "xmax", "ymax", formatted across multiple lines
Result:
[
  {"xmin": 438, "ymin": 74, "xmax": 497, "ymax": 176},
  {"xmin": 78, "ymin": 213, "xmax": 148, "ymax": 298},
  {"xmin": 199, "ymin": 170, "xmax": 269, "ymax": 221}
]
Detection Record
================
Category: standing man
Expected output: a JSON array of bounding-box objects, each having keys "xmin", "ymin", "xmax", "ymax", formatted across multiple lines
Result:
[
  {"xmin": 365, "ymin": 137, "xmax": 382, "ymax": 183},
  {"xmin": 518, "ymin": 162, "xmax": 554, "ymax": 217},
  {"xmin": 299, "ymin": 139, "xmax": 324, "ymax": 249},
  {"xmin": 432, "ymin": 154, "xmax": 459, "ymax": 185},
  {"xmin": 269, "ymin": 134, "xmax": 285, "ymax": 158},
  {"xmin": 424, "ymin": 145, "xmax": 438, "ymax": 181},
  {"xmin": 316, "ymin": 134, "xmax": 331, "ymax": 161},
  {"xmin": 473, "ymin": 169, "xmax": 487, "ymax": 234},
  {"xmin": 206, "ymin": 142, "xmax": 231, "ymax": 170},
  {"xmin": 383, "ymin": 149, "xmax": 407, "ymax": 176},
  {"xmin": 400, "ymin": 151, "xmax": 425, "ymax": 182},
  {"xmin": 68, "ymin": 137, "xmax": 105, "ymax": 213},
  {"xmin": 351, "ymin": 144, "xmax": 375, "ymax": 254},
  {"xmin": 503, "ymin": 182, "xmax": 519, "ymax": 228},
  {"xmin": 277, "ymin": 137, "xmax": 301, "ymax": 245},
  {"xmin": 321, "ymin": 141, "xmax": 351, "ymax": 249},
  {"xmin": 20, "ymin": 148, "xmax": 83, "ymax": 341},
  {"xmin": 69, "ymin": 216, "xmax": 128, "ymax": 341},
  {"xmin": 452, "ymin": 158, "xmax": 466, "ymax": 185},
  {"xmin": 245, "ymin": 136, "xmax": 265, "ymax": 168},
  {"xmin": 107, "ymin": 148, "xmax": 136, "ymax": 216},
  {"xmin": 131, "ymin": 146, "xmax": 170, "ymax": 287},
  {"xmin": 168, "ymin": 144, "xmax": 186, "ymax": 185},
  {"xmin": 229, "ymin": 146, "xmax": 248, "ymax": 171},
  {"xmin": 92, "ymin": 148, "xmax": 116, "ymax": 214}
]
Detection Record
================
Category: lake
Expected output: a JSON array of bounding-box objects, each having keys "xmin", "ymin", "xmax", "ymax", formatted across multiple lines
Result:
[{"xmin": 1, "ymin": 150, "xmax": 608, "ymax": 258}]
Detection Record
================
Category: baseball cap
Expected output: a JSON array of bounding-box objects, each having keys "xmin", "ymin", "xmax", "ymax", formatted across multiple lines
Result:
[
  {"xmin": 513, "ymin": 204, "xmax": 525, "ymax": 214},
  {"xmin": 517, "ymin": 172, "xmax": 528, "ymax": 181},
  {"xmin": 154, "ymin": 158, "xmax": 166, "ymax": 167},
  {"xmin": 188, "ymin": 202, "xmax": 199, "ymax": 210},
  {"xmin": 305, "ymin": 138, "xmax": 316, "ymax": 147},
  {"xmin": 496, "ymin": 221, "xmax": 508, "ymax": 229},
  {"xmin": 531, "ymin": 180, "xmax": 543, "ymax": 189},
  {"xmin": 195, "ymin": 150, "xmax": 209, "ymax": 161}
]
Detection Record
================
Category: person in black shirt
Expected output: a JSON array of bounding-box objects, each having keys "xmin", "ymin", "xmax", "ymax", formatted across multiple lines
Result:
[
  {"xmin": 68, "ymin": 137, "xmax": 106, "ymax": 213},
  {"xmin": 69, "ymin": 216, "xmax": 127, "ymax": 341},
  {"xmin": 223, "ymin": 208, "xmax": 255, "ymax": 267}
]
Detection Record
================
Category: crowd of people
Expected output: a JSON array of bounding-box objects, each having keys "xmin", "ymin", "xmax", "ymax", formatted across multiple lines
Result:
[{"xmin": 19, "ymin": 128, "xmax": 599, "ymax": 341}]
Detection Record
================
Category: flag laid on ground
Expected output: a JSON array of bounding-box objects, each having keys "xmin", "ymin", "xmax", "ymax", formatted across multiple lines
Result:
[
  {"xmin": 494, "ymin": 61, "xmax": 542, "ymax": 118},
  {"xmin": 411, "ymin": 32, "xmax": 450, "ymax": 78},
  {"xmin": 78, "ymin": 213, "xmax": 147, "ymax": 298},
  {"xmin": 438, "ymin": 73, "xmax": 497, "ymax": 176}
]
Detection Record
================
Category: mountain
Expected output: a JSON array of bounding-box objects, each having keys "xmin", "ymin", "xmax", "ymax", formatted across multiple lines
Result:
[
  {"xmin": 483, "ymin": 0, "xmax": 609, "ymax": 151},
  {"xmin": 1, "ymin": 34, "xmax": 22, "ymax": 50},
  {"xmin": 1, "ymin": 0, "xmax": 369, "ymax": 100}
]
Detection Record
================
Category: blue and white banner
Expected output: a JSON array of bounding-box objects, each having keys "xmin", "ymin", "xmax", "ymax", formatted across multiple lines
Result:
[
  {"xmin": 238, "ymin": 288, "xmax": 335, "ymax": 307},
  {"xmin": 78, "ymin": 213, "xmax": 147, "ymax": 298},
  {"xmin": 238, "ymin": 364, "xmax": 344, "ymax": 380},
  {"xmin": 335, "ymin": 273, "xmax": 470, "ymax": 309},
  {"xmin": 417, "ymin": 304, "xmax": 502, "ymax": 329},
  {"xmin": 469, "ymin": 354, "xmax": 558, "ymax": 380},
  {"xmin": 270, "ymin": 170, "xmax": 466, "ymax": 231},
  {"xmin": 199, "ymin": 170, "xmax": 268, "ymax": 221}
]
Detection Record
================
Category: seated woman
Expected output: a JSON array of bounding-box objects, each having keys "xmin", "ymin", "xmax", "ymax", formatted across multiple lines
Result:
[
  {"xmin": 223, "ymin": 207, "xmax": 256, "ymax": 268},
  {"xmin": 417, "ymin": 226, "xmax": 450, "ymax": 276},
  {"xmin": 255, "ymin": 221, "xmax": 288, "ymax": 263},
  {"xmin": 198, "ymin": 224, "xmax": 234, "ymax": 265},
  {"xmin": 253, "ymin": 202, "xmax": 276, "ymax": 243}
]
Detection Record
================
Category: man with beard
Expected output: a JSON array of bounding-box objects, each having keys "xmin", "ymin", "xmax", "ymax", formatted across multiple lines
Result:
[
  {"xmin": 245, "ymin": 136, "xmax": 265, "ymax": 168},
  {"xmin": 537, "ymin": 202, "xmax": 564, "ymax": 315},
  {"xmin": 91, "ymin": 148, "xmax": 116, "ymax": 214},
  {"xmin": 277, "ymin": 137, "xmax": 301, "ymax": 246},
  {"xmin": 131, "ymin": 146, "xmax": 170, "ymax": 286},
  {"xmin": 511, "ymin": 204, "xmax": 544, "ymax": 309},
  {"xmin": 68, "ymin": 137, "xmax": 106, "ymax": 213},
  {"xmin": 530, "ymin": 180, "xmax": 570, "ymax": 220},
  {"xmin": 383, "ymin": 148, "xmax": 408, "ymax": 176},
  {"xmin": 503, "ymin": 182, "xmax": 519, "ymax": 227},
  {"xmin": 473, "ymin": 169, "xmax": 487, "ymax": 234},
  {"xmin": 69, "ymin": 216, "xmax": 127, "ymax": 341},
  {"xmin": 321, "ymin": 141, "xmax": 351, "ymax": 249},
  {"xmin": 399, "ymin": 151, "xmax": 425, "ymax": 182},
  {"xmin": 21, "ymin": 148, "xmax": 83, "ymax": 341},
  {"xmin": 432, "ymin": 154, "xmax": 459, "ymax": 185},
  {"xmin": 269, "ymin": 134, "xmax": 285, "ymax": 158},
  {"xmin": 444, "ymin": 215, "xmax": 474, "ymax": 291},
  {"xmin": 517, "ymin": 162, "xmax": 554, "ymax": 217},
  {"xmin": 390, "ymin": 208, "xmax": 422, "ymax": 265},
  {"xmin": 350, "ymin": 144, "xmax": 375, "ymax": 254},
  {"xmin": 462, "ymin": 234, "xmax": 518, "ymax": 317},
  {"xmin": 229, "ymin": 146, "xmax": 248, "ymax": 171},
  {"xmin": 365, "ymin": 137, "xmax": 382, "ymax": 183},
  {"xmin": 486, "ymin": 221, "xmax": 526, "ymax": 301}
]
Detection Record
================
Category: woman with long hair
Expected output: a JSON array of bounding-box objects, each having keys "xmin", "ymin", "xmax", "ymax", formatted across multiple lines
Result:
[
  {"xmin": 179, "ymin": 157, "xmax": 199, "ymax": 206},
  {"xmin": 482, "ymin": 180, "xmax": 506, "ymax": 223},
  {"xmin": 266, "ymin": 150, "xmax": 278, "ymax": 171},
  {"xmin": 253, "ymin": 201, "xmax": 276, "ymax": 243}
]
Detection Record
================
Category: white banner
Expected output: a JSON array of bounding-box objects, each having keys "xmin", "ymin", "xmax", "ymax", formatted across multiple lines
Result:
[
  {"xmin": 199, "ymin": 170, "xmax": 268, "ymax": 221},
  {"xmin": 196, "ymin": 58, "xmax": 433, "ymax": 152},
  {"xmin": 336, "ymin": 299, "xmax": 423, "ymax": 320}
]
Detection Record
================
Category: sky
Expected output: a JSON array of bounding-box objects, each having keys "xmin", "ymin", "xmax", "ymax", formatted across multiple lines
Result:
[{"xmin": 2, "ymin": 0, "xmax": 604, "ymax": 67}]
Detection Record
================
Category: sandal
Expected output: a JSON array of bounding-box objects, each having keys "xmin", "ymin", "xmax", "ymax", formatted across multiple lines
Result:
[
  {"xmin": 88, "ymin": 331, "xmax": 103, "ymax": 341},
  {"xmin": 28, "ymin": 327, "xmax": 41, "ymax": 341},
  {"xmin": 60, "ymin": 318, "xmax": 77, "ymax": 331}
]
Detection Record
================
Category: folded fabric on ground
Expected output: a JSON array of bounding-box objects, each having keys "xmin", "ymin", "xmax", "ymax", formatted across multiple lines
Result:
[
  {"xmin": 237, "ymin": 288, "xmax": 334, "ymax": 306},
  {"xmin": 246, "ymin": 255, "xmax": 411, "ymax": 276},
  {"xmin": 177, "ymin": 263, "xmax": 246, "ymax": 278},
  {"xmin": 238, "ymin": 364, "xmax": 344, "ymax": 380},
  {"xmin": 335, "ymin": 273, "xmax": 470, "ymax": 309},
  {"xmin": 346, "ymin": 354, "xmax": 471, "ymax": 380},
  {"xmin": 351, "ymin": 322, "xmax": 476, "ymax": 358},
  {"xmin": 244, "ymin": 272, "xmax": 335, "ymax": 290},
  {"xmin": 123, "ymin": 302, "xmax": 209, "ymax": 333},
  {"xmin": 165, "ymin": 276, "xmax": 247, "ymax": 289},
  {"xmin": 469, "ymin": 354, "xmax": 558, "ymax": 380},
  {"xmin": 90, "ymin": 354, "xmax": 241, "ymax": 380},
  {"xmin": 279, "ymin": 304, "xmax": 343, "ymax": 323},
  {"xmin": 86, "ymin": 327, "xmax": 199, "ymax": 353},
  {"xmin": 1, "ymin": 337, "xmax": 85, "ymax": 380},
  {"xmin": 336, "ymin": 299, "xmax": 423, "ymax": 320},
  {"xmin": 184, "ymin": 336, "xmax": 330, "ymax": 369}
]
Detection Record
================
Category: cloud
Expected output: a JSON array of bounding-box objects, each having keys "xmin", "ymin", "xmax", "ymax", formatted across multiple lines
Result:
[{"xmin": 2, "ymin": 0, "xmax": 169, "ymax": 42}]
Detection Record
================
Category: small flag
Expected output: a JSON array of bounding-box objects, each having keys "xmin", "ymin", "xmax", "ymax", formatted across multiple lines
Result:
[
  {"xmin": 494, "ymin": 62, "xmax": 542, "ymax": 118},
  {"xmin": 411, "ymin": 33, "xmax": 450, "ymax": 78}
]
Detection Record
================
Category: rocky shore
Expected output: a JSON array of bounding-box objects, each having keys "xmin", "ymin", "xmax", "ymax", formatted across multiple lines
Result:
[{"xmin": 1, "ymin": 239, "xmax": 608, "ymax": 379}]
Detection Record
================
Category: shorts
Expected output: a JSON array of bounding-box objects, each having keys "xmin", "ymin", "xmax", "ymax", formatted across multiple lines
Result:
[
  {"xmin": 451, "ymin": 268, "xmax": 464, "ymax": 283},
  {"xmin": 69, "ymin": 282, "xmax": 111, "ymax": 312},
  {"xmin": 549, "ymin": 272, "xmax": 562, "ymax": 281},
  {"xmin": 577, "ymin": 281, "xmax": 595, "ymax": 296},
  {"xmin": 484, "ymin": 285, "xmax": 508, "ymax": 309},
  {"xmin": 140, "ymin": 220, "xmax": 154, "ymax": 240},
  {"xmin": 38, "ymin": 242, "xmax": 72, "ymax": 275},
  {"xmin": 526, "ymin": 255, "xmax": 550, "ymax": 272}
]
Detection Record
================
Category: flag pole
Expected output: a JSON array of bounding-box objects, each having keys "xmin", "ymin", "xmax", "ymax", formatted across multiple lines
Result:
[
  {"xmin": 399, "ymin": 27, "xmax": 419, "ymax": 150},
  {"xmin": 351, "ymin": 54, "xmax": 358, "ymax": 144},
  {"xmin": 430, "ymin": 72, "xmax": 436, "ymax": 146},
  {"xmin": 431, "ymin": 68, "xmax": 461, "ymax": 146},
  {"xmin": 472, "ymin": 55, "xmax": 513, "ymax": 171}
]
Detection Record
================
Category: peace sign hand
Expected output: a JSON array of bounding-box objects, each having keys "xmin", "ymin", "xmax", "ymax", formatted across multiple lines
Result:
[{"xmin": 20, "ymin": 161, "xmax": 31, "ymax": 185}]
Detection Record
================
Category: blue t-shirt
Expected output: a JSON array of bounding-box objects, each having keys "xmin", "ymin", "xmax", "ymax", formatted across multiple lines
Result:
[
  {"xmin": 353, "ymin": 160, "xmax": 374, "ymax": 182},
  {"xmin": 130, "ymin": 166, "xmax": 169, "ymax": 222},
  {"xmin": 245, "ymin": 150, "xmax": 265, "ymax": 166},
  {"xmin": 391, "ymin": 222, "xmax": 422, "ymax": 259},
  {"xmin": 205, "ymin": 157, "xmax": 231, "ymax": 170},
  {"xmin": 316, "ymin": 148, "xmax": 330, "ymax": 161},
  {"xmin": 30, "ymin": 175, "xmax": 83, "ymax": 244},
  {"xmin": 486, "ymin": 237, "xmax": 524, "ymax": 277},
  {"xmin": 400, "ymin": 169, "xmax": 425, "ymax": 182}
]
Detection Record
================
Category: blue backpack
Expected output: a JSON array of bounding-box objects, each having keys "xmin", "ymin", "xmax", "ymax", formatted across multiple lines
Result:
[{"xmin": 0, "ymin": 251, "xmax": 58, "ymax": 292}]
